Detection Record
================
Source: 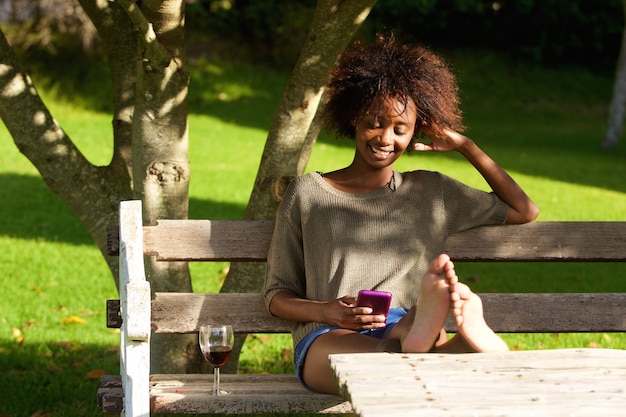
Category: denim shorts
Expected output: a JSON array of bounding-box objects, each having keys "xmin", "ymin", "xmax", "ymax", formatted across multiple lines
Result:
[{"xmin": 293, "ymin": 307, "xmax": 409, "ymax": 389}]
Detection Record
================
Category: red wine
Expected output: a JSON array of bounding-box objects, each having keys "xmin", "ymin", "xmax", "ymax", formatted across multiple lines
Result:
[{"xmin": 203, "ymin": 346, "xmax": 232, "ymax": 367}]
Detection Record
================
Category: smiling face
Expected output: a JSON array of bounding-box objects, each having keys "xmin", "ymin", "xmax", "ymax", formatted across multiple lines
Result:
[{"xmin": 353, "ymin": 96, "xmax": 418, "ymax": 171}]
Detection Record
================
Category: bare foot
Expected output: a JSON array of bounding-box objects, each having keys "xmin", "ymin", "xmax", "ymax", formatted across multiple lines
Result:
[
  {"xmin": 401, "ymin": 254, "xmax": 455, "ymax": 352},
  {"xmin": 452, "ymin": 283, "xmax": 509, "ymax": 352}
]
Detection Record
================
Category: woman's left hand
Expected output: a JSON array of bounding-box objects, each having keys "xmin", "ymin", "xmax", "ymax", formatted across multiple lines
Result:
[{"xmin": 412, "ymin": 126, "xmax": 468, "ymax": 153}]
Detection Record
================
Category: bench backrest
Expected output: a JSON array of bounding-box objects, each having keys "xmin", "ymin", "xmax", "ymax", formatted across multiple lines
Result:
[{"xmin": 114, "ymin": 201, "xmax": 626, "ymax": 335}]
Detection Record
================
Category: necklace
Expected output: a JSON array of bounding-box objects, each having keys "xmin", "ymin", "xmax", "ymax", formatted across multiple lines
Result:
[{"xmin": 387, "ymin": 171, "xmax": 396, "ymax": 192}]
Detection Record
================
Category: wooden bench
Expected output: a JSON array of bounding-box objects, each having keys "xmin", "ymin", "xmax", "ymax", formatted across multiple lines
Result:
[{"xmin": 97, "ymin": 200, "xmax": 626, "ymax": 416}]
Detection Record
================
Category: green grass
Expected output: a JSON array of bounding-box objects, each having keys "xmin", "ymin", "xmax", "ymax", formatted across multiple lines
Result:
[{"xmin": 1, "ymin": 48, "xmax": 626, "ymax": 416}]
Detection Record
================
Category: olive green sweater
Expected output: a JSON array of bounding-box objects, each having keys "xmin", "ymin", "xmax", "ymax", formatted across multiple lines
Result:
[{"xmin": 263, "ymin": 170, "xmax": 508, "ymax": 348}]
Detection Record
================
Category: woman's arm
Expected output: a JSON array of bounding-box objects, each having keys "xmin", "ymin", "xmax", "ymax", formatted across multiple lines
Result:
[
  {"xmin": 413, "ymin": 128, "xmax": 539, "ymax": 224},
  {"xmin": 457, "ymin": 137, "xmax": 539, "ymax": 224},
  {"xmin": 268, "ymin": 291, "xmax": 386, "ymax": 331}
]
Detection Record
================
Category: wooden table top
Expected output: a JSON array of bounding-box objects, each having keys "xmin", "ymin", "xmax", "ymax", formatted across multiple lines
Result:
[{"xmin": 329, "ymin": 348, "xmax": 626, "ymax": 417}]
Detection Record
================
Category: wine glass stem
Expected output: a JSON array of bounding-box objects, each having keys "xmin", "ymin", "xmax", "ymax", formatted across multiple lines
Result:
[{"xmin": 213, "ymin": 367, "xmax": 220, "ymax": 395}]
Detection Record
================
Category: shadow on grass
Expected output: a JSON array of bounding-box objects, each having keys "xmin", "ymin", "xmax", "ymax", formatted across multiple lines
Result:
[
  {"xmin": 0, "ymin": 340, "xmax": 119, "ymax": 417},
  {"xmin": 189, "ymin": 195, "xmax": 246, "ymax": 221},
  {"xmin": 0, "ymin": 173, "xmax": 94, "ymax": 245},
  {"xmin": 0, "ymin": 173, "xmax": 247, "ymax": 243}
]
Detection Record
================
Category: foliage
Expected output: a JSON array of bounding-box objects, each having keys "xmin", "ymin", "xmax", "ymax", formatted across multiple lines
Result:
[
  {"xmin": 4, "ymin": 0, "xmax": 624, "ymax": 71},
  {"xmin": 186, "ymin": 0, "xmax": 316, "ymax": 66},
  {"xmin": 1, "ymin": 0, "xmax": 98, "ymax": 53},
  {"xmin": 365, "ymin": 0, "xmax": 624, "ymax": 71},
  {"xmin": 188, "ymin": 0, "xmax": 625, "ymax": 71}
]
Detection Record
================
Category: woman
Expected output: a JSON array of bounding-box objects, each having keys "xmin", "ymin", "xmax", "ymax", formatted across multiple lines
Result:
[{"xmin": 263, "ymin": 34, "xmax": 539, "ymax": 394}]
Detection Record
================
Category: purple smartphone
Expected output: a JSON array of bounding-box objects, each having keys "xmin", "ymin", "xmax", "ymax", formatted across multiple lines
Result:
[{"xmin": 356, "ymin": 290, "xmax": 392, "ymax": 317}]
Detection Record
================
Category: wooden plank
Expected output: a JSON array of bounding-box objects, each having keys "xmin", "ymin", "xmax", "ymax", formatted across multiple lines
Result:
[
  {"xmin": 151, "ymin": 374, "xmax": 351, "ymax": 414},
  {"xmin": 151, "ymin": 292, "xmax": 626, "ymax": 334},
  {"xmin": 446, "ymin": 222, "xmax": 626, "ymax": 262},
  {"xmin": 151, "ymin": 293, "xmax": 293, "ymax": 334},
  {"xmin": 140, "ymin": 221, "xmax": 626, "ymax": 262},
  {"xmin": 451, "ymin": 292, "xmax": 626, "ymax": 333},
  {"xmin": 330, "ymin": 349, "xmax": 626, "ymax": 417},
  {"xmin": 143, "ymin": 220, "xmax": 275, "ymax": 261},
  {"xmin": 98, "ymin": 374, "xmax": 351, "ymax": 415}
]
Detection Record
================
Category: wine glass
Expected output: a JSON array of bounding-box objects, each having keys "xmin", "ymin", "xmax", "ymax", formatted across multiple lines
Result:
[{"xmin": 199, "ymin": 324, "xmax": 234, "ymax": 395}]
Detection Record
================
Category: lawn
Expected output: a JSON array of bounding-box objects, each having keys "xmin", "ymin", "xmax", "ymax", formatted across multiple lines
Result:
[{"xmin": 1, "ymin": 47, "xmax": 625, "ymax": 416}]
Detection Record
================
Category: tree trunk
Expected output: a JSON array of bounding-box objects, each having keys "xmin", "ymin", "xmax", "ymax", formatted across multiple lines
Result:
[
  {"xmin": 115, "ymin": 0, "xmax": 200, "ymax": 373},
  {"xmin": 604, "ymin": 0, "xmax": 626, "ymax": 148},
  {"xmin": 220, "ymin": 0, "xmax": 378, "ymax": 372}
]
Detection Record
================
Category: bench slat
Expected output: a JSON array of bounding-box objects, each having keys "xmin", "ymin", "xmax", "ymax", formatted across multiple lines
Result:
[
  {"xmin": 151, "ymin": 292, "xmax": 292, "ymax": 334},
  {"xmin": 478, "ymin": 292, "xmax": 626, "ymax": 333},
  {"xmin": 140, "ymin": 221, "xmax": 626, "ymax": 262},
  {"xmin": 98, "ymin": 374, "xmax": 351, "ymax": 415},
  {"xmin": 151, "ymin": 292, "xmax": 626, "ymax": 334},
  {"xmin": 144, "ymin": 220, "xmax": 275, "ymax": 261},
  {"xmin": 446, "ymin": 222, "xmax": 626, "ymax": 261}
]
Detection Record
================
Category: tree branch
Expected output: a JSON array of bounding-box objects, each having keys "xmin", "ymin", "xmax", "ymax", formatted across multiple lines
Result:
[
  {"xmin": 0, "ymin": 29, "xmax": 90, "ymax": 184},
  {"xmin": 115, "ymin": 0, "xmax": 172, "ymax": 65}
]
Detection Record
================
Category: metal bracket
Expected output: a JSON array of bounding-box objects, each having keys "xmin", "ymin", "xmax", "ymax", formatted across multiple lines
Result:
[{"xmin": 106, "ymin": 299, "xmax": 122, "ymax": 328}]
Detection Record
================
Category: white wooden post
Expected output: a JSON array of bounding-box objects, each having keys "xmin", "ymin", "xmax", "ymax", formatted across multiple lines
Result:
[{"xmin": 119, "ymin": 200, "xmax": 151, "ymax": 417}]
